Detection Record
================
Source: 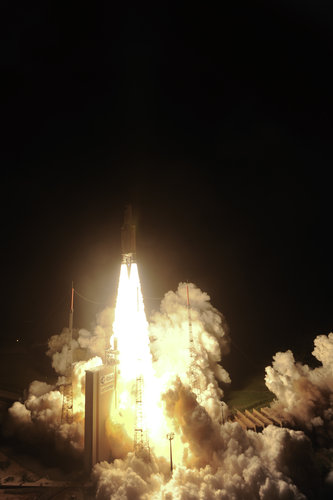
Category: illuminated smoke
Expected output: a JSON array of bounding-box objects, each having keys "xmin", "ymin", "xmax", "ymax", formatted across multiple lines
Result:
[
  {"xmin": 3, "ymin": 275, "xmax": 333, "ymax": 498},
  {"xmin": 5, "ymin": 327, "xmax": 104, "ymax": 454},
  {"xmin": 149, "ymin": 282, "xmax": 231, "ymax": 423},
  {"xmin": 93, "ymin": 390, "xmax": 323, "ymax": 499},
  {"xmin": 107, "ymin": 278, "xmax": 232, "ymax": 464},
  {"xmin": 92, "ymin": 286, "xmax": 333, "ymax": 499},
  {"xmin": 265, "ymin": 332, "xmax": 333, "ymax": 443},
  {"xmin": 92, "ymin": 453, "xmax": 168, "ymax": 500}
]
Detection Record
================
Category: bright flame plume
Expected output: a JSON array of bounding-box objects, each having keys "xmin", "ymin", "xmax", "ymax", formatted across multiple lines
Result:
[{"xmin": 111, "ymin": 263, "xmax": 172, "ymax": 459}]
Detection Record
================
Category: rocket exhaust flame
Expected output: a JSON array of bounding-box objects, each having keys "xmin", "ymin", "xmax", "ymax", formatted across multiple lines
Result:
[
  {"xmin": 112, "ymin": 262, "xmax": 159, "ymax": 457},
  {"xmin": 111, "ymin": 261, "xmax": 187, "ymax": 464}
]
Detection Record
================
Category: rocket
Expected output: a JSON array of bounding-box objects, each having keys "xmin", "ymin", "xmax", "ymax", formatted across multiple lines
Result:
[{"xmin": 121, "ymin": 204, "xmax": 136, "ymax": 265}]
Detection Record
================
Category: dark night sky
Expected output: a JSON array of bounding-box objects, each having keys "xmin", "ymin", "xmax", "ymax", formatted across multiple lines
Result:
[{"xmin": 1, "ymin": 2, "xmax": 333, "ymax": 385}]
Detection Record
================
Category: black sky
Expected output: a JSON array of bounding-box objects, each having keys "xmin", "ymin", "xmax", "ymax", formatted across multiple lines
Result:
[{"xmin": 1, "ymin": 2, "xmax": 333, "ymax": 385}]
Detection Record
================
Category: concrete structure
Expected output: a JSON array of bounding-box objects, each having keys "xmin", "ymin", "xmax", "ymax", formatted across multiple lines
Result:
[
  {"xmin": 235, "ymin": 409, "xmax": 256, "ymax": 431},
  {"xmin": 261, "ymin": 406, "xmax": 283, "ymax": 426},
  {"xmin": 84, "ymin": 365, "xmax": 116, "ymax": 471},
  {"xmin": 229, "ymin": 407, "xmax": 286, "ymax": 431}
]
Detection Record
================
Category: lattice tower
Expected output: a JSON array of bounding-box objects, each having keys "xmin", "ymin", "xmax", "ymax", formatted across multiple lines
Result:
[
  {"xmin": 186, "ymin": 284, "xmax": 200, "ymax": 392},
  {"xmin": 134, "ymin": 373, "xmax": 150, "ymax": 459},
  {"xmin": 61, "ymin": 377, "xmax": 73, "ymax": 424},
  {"xmin": 105, "ymin": 336, "xmax": 119, "ymax": 409},
  {"xmin": 60, "ymin": 283, "xmax": 74, "ymax": 424}
]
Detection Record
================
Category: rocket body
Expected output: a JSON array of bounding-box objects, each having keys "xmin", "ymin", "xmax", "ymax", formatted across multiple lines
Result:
[{"xmin": 121, "ymin": 204, "xmax": 136, "ymax": 265}]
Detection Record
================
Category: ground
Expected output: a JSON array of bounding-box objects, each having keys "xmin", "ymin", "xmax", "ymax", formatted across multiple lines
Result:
[{"xmin": 224, "ymin": 372, "xmax": 275, "ymax": 414}]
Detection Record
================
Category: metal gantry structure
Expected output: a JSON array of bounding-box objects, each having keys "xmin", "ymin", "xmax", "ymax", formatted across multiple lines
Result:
[
  {"xmin": 134, "ymin": 371, "xmax": 150, "ymax": 460},
  {"xmin": 186, "ymin": 284, "xmax": 199, "ymax": 393},
  {"xmin": 61, "ymin": 376, "xmax": 73, "ymax": 424},
  {"xmin": 134, "ymin": 373, "xmax": 144, "ymax": 450},
  {"xmin": 60, "ymin": 282, "xmax": 74, "ymax": 425},
  {"xmin": 105, "ymin": 335, "xmax": 119, "ymax": 410}
]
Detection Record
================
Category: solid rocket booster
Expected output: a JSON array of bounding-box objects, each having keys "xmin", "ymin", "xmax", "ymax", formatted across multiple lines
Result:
[{"xmin": 121, "ymin": 204, "xmax": 136, "ymax": 264}]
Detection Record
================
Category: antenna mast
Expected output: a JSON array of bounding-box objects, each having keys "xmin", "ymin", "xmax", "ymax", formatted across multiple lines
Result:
[
  {"xmin": 166, "ymin": 432, "xmax": 175, "ymax": 472},
  {"xmin": 186, "ymin": 284, "xmax": 199, "ymax": 392},
  {"xmin": 61, "ymin": 282, "xmax": 74, "ymax": 424}
]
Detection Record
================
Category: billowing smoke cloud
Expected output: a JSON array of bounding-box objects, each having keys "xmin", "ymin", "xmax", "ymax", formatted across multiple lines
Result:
[
  {"xmin": 4, "ymin": 379, "xmax": 82, "ymax": 468},
  {"xmin": 92, "ymin": 285, "xmax": 333, "ymax": 499},
  {"xmin": 265, "ymin": 333, "xmax": 333, "ymax": 449},
  {"xmin": 78, "ymin": 307, "xmax": 115, "ymax": 358},
  {"xmin": 161, "ymin": 411, "xmax": 321, "ymax": 499},
  {"xmin": 3, "ymin": 304, "xmax": 116, "ymax": 471},
  {"xmin": 4, "ymin": 321, "xmax": 106, "ymax": 459},
  {"xmin": 46, "ymin": 329, "xmax": 78, "ymax": 375},
  {"xmin": 3, "ymin": 280, "xmax": 333, "ymax": 498},
  {"xmin": 93, "ymin": 380, "xmax": 324, "ymax": 499},
  {"xmin": 92, "ymin": 453, "xmax": 169, "ymax": 500},
  {"xmin": 149, "ymin": 282, "xmax": 231, "ymax": 423}
]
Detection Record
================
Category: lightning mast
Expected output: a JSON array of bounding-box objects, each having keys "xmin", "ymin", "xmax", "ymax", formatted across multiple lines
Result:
[
  {"xmin": 166, "ymin": 432, "xmax": 175, "ymax": 472},
  {"xmin": 61, "ymin": 282, "xmax": 74, "ymax": 424},
  {"xmin": 186, "ymin": 283, "xmax": 199, "ymax": 392}
]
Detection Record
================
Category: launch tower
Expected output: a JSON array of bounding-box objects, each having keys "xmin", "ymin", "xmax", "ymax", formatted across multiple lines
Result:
[
  {"xmin": 60, "ymin": 283, "xmax": 74, "ymax": 424},
  {"xmin": 104, "ymin": 335, "xmax": 119, "ymax": 410},
  {"xmin": 186, "ymin": 284, "xmax": 199, "ymax": 393},
  {"xmin": 134, "ymin": 372, "xmax": 150, "ymax": 458}
]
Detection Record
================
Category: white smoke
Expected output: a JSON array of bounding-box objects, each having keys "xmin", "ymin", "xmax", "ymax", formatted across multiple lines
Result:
[
  {"xmin": 149, "ymin": 282, "xmax": 231, "ymax": 422},
  {"xmin": 46, "ymin": 315, "xmax": 113, "ymax": 376},
  {"xmin": 4, "ymin": 378, "xmax": 82, "ymax": 464},
  {"xmin": 92, "ymin": 284, "xmax": 332, "ymax": 499},
  {"xmin": 47, "ymin": 329, "xmax": 79, "ymax": 375},
  {"xmin": 161, "ymin": 422, "xmax": 318, "ymax": 500},
  {"xmin": 92, "ymin": 381, "xmax": 323, "ymax": 499},
  {"xmin": 78, "ymin": 307, "xmax": 115, "ymax": 358},
  {"xmin": 3, "ymin": 280, "xmax": 333, "ymax": 498},
  {"xmin": 4, "ymin": 322, "xmax": 106, "ymax": 456},
  {"xmin": 92, "ymin": 453, "xmax": 168, "ymax": 500},
  {"xmin": 9, "ymin": 380, "xmax": 61, "ymax": 431},
  {"xmin": 265, "ymin": 333, "xmax": 333, "ymax": 447}
]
